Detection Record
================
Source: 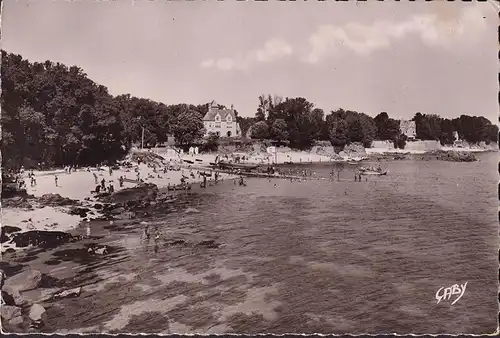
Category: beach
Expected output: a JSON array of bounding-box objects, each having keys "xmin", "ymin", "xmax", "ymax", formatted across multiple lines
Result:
[{"xmin": 0, "ymin": 152, "xmax": 497, "ymax": 334}]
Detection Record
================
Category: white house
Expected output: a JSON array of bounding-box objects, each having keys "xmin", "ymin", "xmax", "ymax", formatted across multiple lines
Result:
[
  {"xmin": 400, "ymin": 120, "xmax": 416, "ymax": 140},
  {"xmin": 202, "ymin": 101, "xmax": 242, "ymax": 138}
]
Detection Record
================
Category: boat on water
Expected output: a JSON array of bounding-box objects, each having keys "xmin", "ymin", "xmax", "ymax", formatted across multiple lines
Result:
[
  {"xmin": 210, "ymin": 161, "xmax": 259, "ymax": 171},
  {"xmin": 359, "ymin": 165, "xmax": 387, "ymax": 175},
  {"xmin": 360, "ymin": 170, "xmax": 388, "ymax": 176}
]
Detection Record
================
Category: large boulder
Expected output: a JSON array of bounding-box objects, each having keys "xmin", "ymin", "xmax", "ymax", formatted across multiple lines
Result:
[
  {"xmin": 4, "ymin": 269, "xmax": 42, "ymax": 292},
  {"xmin": 1, "ymin": 305, "xmax": 21, "ymax": 321},
  {"xmin": 2, "ymin": 286, "xmax": 27, "ymax": 306},
  {"xmin": 11, "ymin": 230, "xmax": 74, "ymax": 249},
  {"xmin": 29, "ymin": 303, "xmax": 47, "ymax": 328},
  {"xmin": 101, "ymin": 183, "xmax": 159, "ymax": 204}
]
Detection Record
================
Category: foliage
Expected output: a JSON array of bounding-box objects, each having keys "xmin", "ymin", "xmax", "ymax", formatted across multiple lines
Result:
[
  {"xmin": 1, "ymin": 51, "xmax": 130, "ymax": 169},
  {"xmin": 171, "ymin": 109, "xmax": 205, "ymax": 145},
  {"xmin": 250, "ymin": 121, "xmax": 270, "ymax": 140},
  {"xmin": 374, "ymin": 112, "xmax": 401, "ymax": 141},
  {"xmin": 203, "ymin": 132, "xmax": 220, "ymax": 152},
  {"xmin": 270, "ymin": 119, "xmax": 289, "ymax": 143}
]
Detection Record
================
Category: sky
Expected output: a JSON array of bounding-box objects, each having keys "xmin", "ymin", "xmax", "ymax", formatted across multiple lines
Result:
[{"xmin": 2, "ymin": 0, "xmax": 498, "ymax": 122}]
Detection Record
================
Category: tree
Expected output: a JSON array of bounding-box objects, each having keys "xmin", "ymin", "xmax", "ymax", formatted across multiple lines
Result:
[
  {"xmin": 237, "ymin": 116, "xmax": 256, "ymax": 138},
  {"xmin": 204, "ymin": 132, "xmax": 219, "ymax": 152},
  {"xmin": 374, "ymin": 112, "xmax": 400, "ymax": 141},
  {"xmin": 346, "ymin": 119, "xmax": 364, "ymax": 144},
  {"xmin": 270, "ymin": 119, "xmax": 289, "ymax": 144},
  {"xmin": 250, "ymin": 121, "xmax": 270, "ymax": 139},
  {"xmin": 171, "ymin": 109, "xmax": 205, "ymax": 145},
  {"xmin": 329, "ymin": 119, "xmax": 348, "ymax": 149}
]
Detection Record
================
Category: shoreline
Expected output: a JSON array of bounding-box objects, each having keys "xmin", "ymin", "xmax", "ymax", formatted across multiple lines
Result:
[{"xmin": 1, "ymin": 145, "xmax": 490, "ymax": 253}]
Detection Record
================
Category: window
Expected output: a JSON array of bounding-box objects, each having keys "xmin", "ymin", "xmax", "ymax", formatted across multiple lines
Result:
[
  {"xmin": 216, "ymin": 131, "xmax": 220, "ymax": 136},
  {"xmin": 215, "ymin": 122, "xmax": 221, "ymax": 128},
  {"xmin": 215, "ymin": 115, "xmax": 221, "ymax": 122},
  {"xmin": 227, "ymin": 131, "xmax": 232, "ymax": 137},
  {"xmin": 226, "ymin": 115, "xmax": 232, "ymax": 122}
]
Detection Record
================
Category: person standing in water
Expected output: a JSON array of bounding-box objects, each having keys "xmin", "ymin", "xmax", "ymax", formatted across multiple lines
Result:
[
  {"xmin": 54, "ymin": 175, "xmax": 59, "ymax": 187},
  {"xmin": 93, "ymin": 172, "xmax": 98, "ymax": 184}
]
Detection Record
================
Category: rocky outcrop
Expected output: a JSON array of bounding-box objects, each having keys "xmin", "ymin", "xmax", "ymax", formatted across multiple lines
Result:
[
  {"xmin": 10, "ymin": 230, "xmax": 74, "ymax": 249},
  {"xmin": 68, "ymin": 206, "xmax": 91, "ymax": 218},
  {"xmin": 38, "ymin": 193, "xmax": 79, "ymax": 207},
  {"xmin": 429, "ymin": 150, "xmax": 477, "ymax": 162},
  {"xmin": 4, "ymin": 269, "xmax": 42, "ymax": 292},
  {"xmin": 339, "ymin": 142, "xmax": 367, "ymax": 159},
  {"xmin": 100, "ymin": 183, "xmax": 158, "ymax": 204}
]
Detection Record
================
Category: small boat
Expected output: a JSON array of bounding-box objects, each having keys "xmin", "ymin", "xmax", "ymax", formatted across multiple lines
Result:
[
  {"xmin": 183, "ymin": 160, "xmax": 194, "ymax": 164},
  {"xmin": 360, "ymin": 170, "xmax": 388, "ymax": 176},
  {"xmin": 167, "ymin": 184, "xmax": 191, "ymax": 191}
]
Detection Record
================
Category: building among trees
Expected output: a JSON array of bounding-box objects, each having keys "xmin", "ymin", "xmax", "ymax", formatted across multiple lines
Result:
[
  {"xmin": 400, "ymin": 120, "xmax": 416, "ymax": 140},
  {"xmin": 202, "ymin": 101, "xmax": 242, "ymax": 138}
]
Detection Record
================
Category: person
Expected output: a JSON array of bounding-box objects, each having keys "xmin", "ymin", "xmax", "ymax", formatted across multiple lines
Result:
[
  {"xmin": 93, "ymin": 173, "xmax": 98, "ymax": 184},
  {"xmin": 109, "ymin": 183, "xmax": 114, "ymax": 193},
  {"xmin": 109, "ymin": 166, "xmax": 113, "ymax": 176},
  {"xmin": 101, "ymin": 178, "xmax": 106, "ymax": 189},
  {"xmin": 354, "ymin": 174, "xmax": 357, "ymax": 182},
  {"xmin": 95, "ymin": 185, "xmax": 101, "ymax": 193},
  {"xmin": 31, "ymin": 176, "xmax": 35, "ymax": 187},
  {"xmin": 119, "ymin": 176, "xmax": 124, "ymax": 188},
  {"xmin": 54, "ymin": 175, "xmax": 58, "ymax": 187}
]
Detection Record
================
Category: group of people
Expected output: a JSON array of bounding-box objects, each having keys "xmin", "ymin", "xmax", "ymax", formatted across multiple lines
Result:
[{"xmin": 92, "ymin": 174, "xmax": 115, "ymax": 194}]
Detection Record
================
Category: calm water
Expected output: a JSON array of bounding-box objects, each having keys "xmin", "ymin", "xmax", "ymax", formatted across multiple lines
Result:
[{"xmin": 47, "ymin": 153, "xmax": 499, "ymax": 334}]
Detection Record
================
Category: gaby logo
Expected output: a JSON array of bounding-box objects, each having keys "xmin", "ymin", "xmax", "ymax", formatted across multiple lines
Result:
[{"xmin": 435, "ymin": 282, "xmax": 467, "ymax": 306}]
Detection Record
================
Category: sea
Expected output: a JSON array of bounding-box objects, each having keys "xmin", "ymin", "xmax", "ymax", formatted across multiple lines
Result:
[{"xmin": 46, "ymin": 153, "xmax": 499, "ymax": 334}]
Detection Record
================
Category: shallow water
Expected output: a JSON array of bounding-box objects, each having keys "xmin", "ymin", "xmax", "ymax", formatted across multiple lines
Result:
[{"xmin": 29, "ymin": 153, "xmax": 499, "ymax": 334}]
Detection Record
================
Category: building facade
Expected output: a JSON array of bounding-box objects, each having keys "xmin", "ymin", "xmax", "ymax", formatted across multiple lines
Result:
[
  {"xmin": 202, "ymin": 101, "xmax": 242, "ymax": 138},
  {"xmin": 400, "ymin": 120, "xmax": 416, "ymax": 140}
]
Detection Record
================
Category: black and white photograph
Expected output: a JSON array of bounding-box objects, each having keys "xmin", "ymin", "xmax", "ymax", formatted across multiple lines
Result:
[{"xmin": 0, "ymin": 0, "xmax": 498, "ymax": 335}]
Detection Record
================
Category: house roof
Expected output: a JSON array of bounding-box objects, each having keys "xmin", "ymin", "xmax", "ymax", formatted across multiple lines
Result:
[{"xmin": 203, "ymin": 106, "xmax": 237, "ymax": 122}]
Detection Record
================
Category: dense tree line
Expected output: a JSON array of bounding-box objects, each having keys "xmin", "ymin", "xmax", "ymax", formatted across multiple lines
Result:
[
  {"xmin": 248, "ymin": 94, "xmax": 498, "ymax": 150},
  {"xmin": 2, "ymin": 51, "xmax": 497, "ymax": 170},
  {"xmin": 1, "ymin": 51, "xmax": 207, "ymax": 169}
]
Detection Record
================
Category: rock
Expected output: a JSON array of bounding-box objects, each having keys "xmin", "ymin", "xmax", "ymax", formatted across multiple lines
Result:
[
  {"xmin": 9, "ymin": 315, "xmax": 23, "ymax": 326},
  {"xmin": 110, "ymin": 206, "xmax": 126, "ymax": 215},
  {"xmin": 185, "ymin": 207, "xmax": 200, "ymax": 214},
  {"xmin": 38, "ymin": 193, "xmax": 78, "ymax": 206},
  {"xmin": 94, "ymin": 203, "xmax": 103, "ymax": 209},
  {"xmin": 52, "ymin": 287, "xmax": 81, "ymax": 300},
  {"xmin": 4, "ymin": 269, "xmax": 42, "ymax": 292},
  {"xmin": 11, "ymin": 230, "xmax": 74, "ymax": 249},
  {"xmin": 196, "ymin": 240, "xmax": 220, "ymax": 249},
  {"xmin": 101, "ymin": 183, "xmax": 158, "ymax": 204},
  {"xmin": 1, "ymin": 225, "xmax": 22, "ymax": 244},
  {"xmin": 69, "ymin": 206, "xmax": 91, "ymax": 217},
  {"xmin": 1, "ymin": 305, "xmax": 21, "ymax": 322},
  {"xmin": 94, "ymin": 246, "xmax": 108, "ymax": 255},
  {"xmin": 2, "ymin": 286, "xmax": 26, "ymax": 306},
  {"xmin": 29, "ymin": 303, "xmax": 47, "ymax": 326}
]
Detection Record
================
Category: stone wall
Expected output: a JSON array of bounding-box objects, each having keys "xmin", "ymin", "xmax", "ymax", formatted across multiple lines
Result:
[
  {"xmin": 404, "ymin": 140, "xmax": 441, "ymax": 151},
  {"xmin": 371, "ymin": 140, "xmax": 395, "ymax": 149}
]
